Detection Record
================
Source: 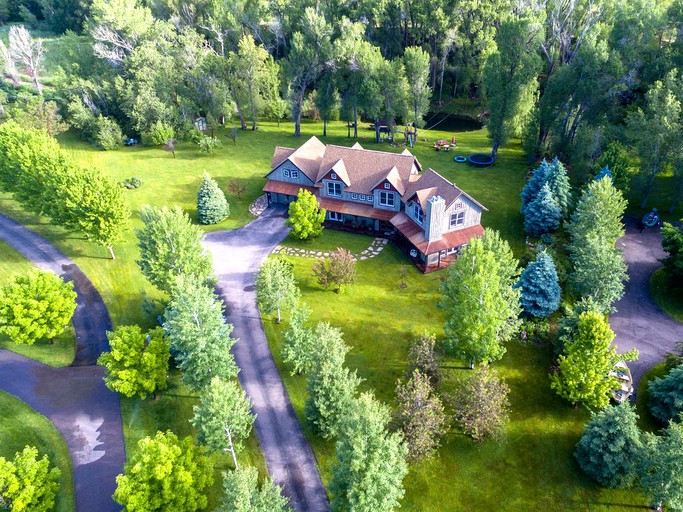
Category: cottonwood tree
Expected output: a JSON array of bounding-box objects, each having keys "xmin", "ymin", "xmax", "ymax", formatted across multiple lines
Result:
[
  {"xmin": 286, "ymin": 189, "xmax": 326, "ymax": 240},
  {"xmin": 516, "ymin": 251, "xmax": 561, "ymax": 318},
  {"xmin": 0, "ymin": 446, "xmax": 60, "ymax": 512},
  {"xmin": 648, "ymin": 363, "xmax": 683, "ymax": 423},
  {"xmin": 256, "ymin": 257, "xmax": 300, "ymax": 323},
  {"xmin": 9, "ymin": 26, "xmax": 44, "ymax": 94},
  {"xmin": 197, "ymin": 173, "xmax": 230, "ymax": 225},
  {"xmin": 191, "ymin": 377, "xmax": 255, "ymax": 468},
  {"xmin": 312, "ymin": 248, "xmax": 356, "ymax": 293},
  {"xmin": 163, "ymin": 276, "xmax": 238, "ymax": 392},
  {"xmin": 306, "ymin": 322, "xmax": 361, "ymax": 438},
  {"xmin": 451, "ymin": 365, "xmax": 510, "ymax": 442},
  {"xmin": 228, "ymin": 34, "xmax": 272, "ymax": 131},
  {"xmin": 551, "ymin": 311, "xmax": 638, "ymax": 409},
  {"xmin": 639, "ymin": 421, "xmax": 683, "ymax": 511},
  {"xmin": 282, "ymin": 301, "xmax": 315, "ymax": 375},
  {"xmin": 98, "ymin": 325, "xmax": 170, "ymax": 399},
  {"xmin": 441, "ymin": 233, "xmax": 521, "ymax": 366},
  {"xmin": 574, "ymin": 403, "xmax": 643, "ymax": 488},
  {"xmin": 0, "ymin": 271, "xmax": 76, "ymax": 346},
  {"xmin": 219, "ymin": 467, "xmax": 291, "ymax": 512},
  {"xmin": 136, "ymin": 205, "xmax": 214, "ymax": 294},
  {"xmin": 330, "ymin": 392, "xmax": 408, "ymax": 512},
  {"xmin": 394, "ymin": 369, "xmax": 448, "ymax": 462},
  {"xmin": 114, "ymin": 431, "xmax": 213, "ymax": 512}
]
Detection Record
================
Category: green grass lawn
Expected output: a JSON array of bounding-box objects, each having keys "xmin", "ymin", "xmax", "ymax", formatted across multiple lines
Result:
[
  {"xmin": 650, "ymin": 267, "xmax": 683, "ymax": 323},
  {"xmin": 0, "ymin": 391, "xmax": 75, "ymax": 512},
  {"xmin": 0, "ymin": 240, "xmax": 75, "ymax": 366},
  {"xmin": 265, "ymin": 244, "xmax": 646, "ymax": 510},
  {"xmin": 280, "ymin": 229, "xmax": 376, "ymax": 255}
]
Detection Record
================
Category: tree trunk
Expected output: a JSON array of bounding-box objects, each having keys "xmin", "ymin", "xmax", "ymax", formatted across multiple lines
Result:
[
  {"xmin": 225, "ymin": 423, "xmax": 239, "ymax": 470},
  {"xmin": 640, "ymin": 165, "xmax": 659, "ymax": 209},
  {"xmin": 323, "ymin": 119, "xmax": 327, "ymax": 137},
  {"xmin": 277, "ymin": 307, "xmax": 281, "ymax": 323},
  {"xmin": 375, "ymin": 118, "xmax": 381, "ymax": 143},
  {"xmin": 32, "ymin": 73, "xmax": 42, "ymax": 96},
  {"xmin": 109, "ymin": 246, "xmax": 116, "ymax": 260},
  {"xmin": 353, "ymin": 104, "xmax": 358, "ymax": 138},
  {"xmin": 234, "ymin": 99, "xmax": 247, "ymax": 130},
  {"xmin": 491, "ymin": 139, "xmax": 500, "ymax": 159}
]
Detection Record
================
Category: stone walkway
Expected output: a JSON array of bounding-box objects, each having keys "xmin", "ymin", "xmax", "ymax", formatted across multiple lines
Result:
[{"xmin": 273, "ymin": 237, "xmax": 389, "ymax": 261}]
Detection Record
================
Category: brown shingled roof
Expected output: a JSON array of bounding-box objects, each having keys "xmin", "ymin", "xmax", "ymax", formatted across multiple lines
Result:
[
  {"xmin": 285, "ymin": 136, "xmax": 327, "ymax": 181},
  {"xmin": 391, "ymin": 212, "xmax": 486, "ymax": 255},
  {"xmin": 271, "ymin": 147, "xmax": 295, "ymax": 169},
  {"xmin": 403, "ymin": 168, "xmax": 488, "ymax": 211}
]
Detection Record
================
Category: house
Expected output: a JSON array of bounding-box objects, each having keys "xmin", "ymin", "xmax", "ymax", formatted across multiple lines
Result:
[{"xmin": 264, "ymin": 136, "xmax": 487, "ymax": 272}]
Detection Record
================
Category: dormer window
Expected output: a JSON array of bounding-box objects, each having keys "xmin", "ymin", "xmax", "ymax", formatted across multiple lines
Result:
[
  {"xmin": 327, "ymin": 181, "xmax": 342, "ymax": 197},
  {"xmin": 331, "ymin": 173, "xmax": 337, "ymax": 180},
  {"xmin": 379, "ymin": 191, "xmax": 395, "ymax": 207},
  {"xmin": 412, "ymin": 203, "xmax": 424, "ymax": 225},
  {"xmin": 384, "ymin": 182, "xmax": 390, "ymax": 189}
]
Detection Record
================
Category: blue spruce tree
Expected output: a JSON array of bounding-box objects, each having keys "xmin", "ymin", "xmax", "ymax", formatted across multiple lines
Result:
[
  {"xmin": 524, "ymin": 183, "xmax": 562, "ymax": 237},
  {"xmin": 520, "ymin": 159, "xmax": 552, "ymax": 214},
  {"xmin": 594, "ymin": 165, "xmax": 613, "ymax": 182},
  {"xmin": 648, "ymin": 363, "xmax": 683, "ymax": 423},
  {"xmin": 516, "ymin": 250, "xmax": 561, "ymax": 318}
]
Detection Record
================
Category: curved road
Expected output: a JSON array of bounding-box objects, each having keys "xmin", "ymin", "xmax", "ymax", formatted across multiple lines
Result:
[
  {"xmin": 0, "ymin": 213, "xmax": 125, "ymax": 512},
  {"xmin": 611, "ymin": 218, "xmax": 683, "ymax": 388},
  {"xmin": 204, "ymin": 206, "xmax": 330, "ymax": 512}
]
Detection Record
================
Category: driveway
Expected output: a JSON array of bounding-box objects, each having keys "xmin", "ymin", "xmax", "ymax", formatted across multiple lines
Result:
[
  {"xmin": 0, "ymin": 213, "xmax": 125, "ymax": 512},
  {"xmin": 204, "ymin": 206, "xmax": 330, "ymax": 512},
  {"xmin": 611, "ymin": 218, "xmax": 683, "ymax": 389}
]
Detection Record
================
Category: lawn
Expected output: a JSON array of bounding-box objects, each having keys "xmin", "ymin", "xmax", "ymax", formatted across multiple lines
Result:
[
  {"xmin": 264, "ymin": 243, "xmax": 646, "ymax": 510},
  {"xmin": 0, "ymin": 240, "xmax": 75, "ymax": 366},
  {"xmin": 0, "ymin": 391, "xmax": 75, "ymax": 512},
  {"xmin": 649, "ymin": 267, "xmax": 683, "ymax": 323},
  {"xmin": 280, "ymin": 229, "xmax": 376, "ymax": 255}
]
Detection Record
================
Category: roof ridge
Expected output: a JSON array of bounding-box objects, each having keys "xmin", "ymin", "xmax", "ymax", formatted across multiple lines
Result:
[{"xmin": 326, "ymin": 143, "xmax": 416, "ymax": 159}]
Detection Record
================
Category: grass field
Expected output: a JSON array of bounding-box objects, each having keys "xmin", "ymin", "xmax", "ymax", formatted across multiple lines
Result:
[
  {"xmin": 0, "ymin": 391, "xmax": 75, "ymax": 512},
  {"xmin": 0, "ymin": 240, "xmax": 75, "ymax": 366}
]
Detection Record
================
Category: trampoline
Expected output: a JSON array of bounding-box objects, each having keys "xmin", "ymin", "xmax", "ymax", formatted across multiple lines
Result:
[
  {"xmin": 454, "ymin": 155, "xmax": 467, "ymax": 163},
  {"xmin": 468, "ymin": 153, "xmax": 494, "ymax": 167}
]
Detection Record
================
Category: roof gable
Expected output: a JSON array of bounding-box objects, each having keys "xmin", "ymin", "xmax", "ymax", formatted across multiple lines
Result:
[
  {"xmin": 319, "ymin": 159, "xmax": 351, "ymax": 186},
  {"xmin": 280, "ymin": 136, "xmax": 326, "ymax": 181},
  {"xmin": 403, "ymin": 168, "xmax": 487, "ymax": 211}
]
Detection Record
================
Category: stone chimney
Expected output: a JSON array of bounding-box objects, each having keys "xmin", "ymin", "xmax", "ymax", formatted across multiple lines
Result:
[{"xmin": 425, "ymin": 196, "xmax": 445, "ymax": 242}]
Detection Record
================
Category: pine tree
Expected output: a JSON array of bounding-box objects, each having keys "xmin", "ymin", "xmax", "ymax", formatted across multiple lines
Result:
[
  {"xmin": 520, "ymin": 159, "xmax": 552, "ymax": 214},
  {"xmin": 648, "ymin": 363, "xmax": 683, "ymax": 423},
  {"xmin": 545, "ymin": 157, "xmax": 572, "ymax": 217},
  {"xmin": 516, "ymin": 251, "xmax": 561, "ymax": 318},
  {"xmin": 574, "ymin": 403, "xmax": 643, "ymax": 487},
  {"xmin": 524, "ymin": 182, "xmax": 562, "ymax": 236},
  {"xmin": 197, "ymin": 173, "xmax": 230, "ymax": 225}
]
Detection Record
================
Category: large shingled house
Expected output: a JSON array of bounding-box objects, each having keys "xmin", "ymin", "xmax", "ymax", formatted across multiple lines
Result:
[{"xmin": 263, "ymin": 136, "xmax": 487, "ymax": 272}]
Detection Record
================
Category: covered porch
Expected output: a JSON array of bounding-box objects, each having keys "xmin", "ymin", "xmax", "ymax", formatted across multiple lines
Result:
[{"xmin": 318, "ymin": 196, "xmax": 395, "ymax": 238}]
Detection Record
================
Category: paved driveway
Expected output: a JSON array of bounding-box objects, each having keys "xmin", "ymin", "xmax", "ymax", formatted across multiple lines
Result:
[
  {"xmin": 611, "ymin": 219, "xmax": 683, "ymax": 389},
  {"xmin": 0, "ymin": 213, "xmax": 125, "ymax": 512},
  {"xmin": 204, "ymin": 206, "xmax": 330, "ymax": 512}
]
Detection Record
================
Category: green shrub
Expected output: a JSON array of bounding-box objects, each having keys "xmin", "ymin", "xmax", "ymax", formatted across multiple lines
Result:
[
  {"xmin": 143, "ymin": 121, "xmax": 175, "ymax": 146},
  {"xmin": 121, "ymin": 177, "xmax": 143, "ymax": 189},
  {"xmin": 93, "ymin": 115, "xmax": 124, "ymax": 150},
  {"xmin": 197, "ymin": 135, "xmax": 222, "ymax": 154},
  {"xmin": 197, "ymin": 173, "xmax": 230, "ymax": 224}
]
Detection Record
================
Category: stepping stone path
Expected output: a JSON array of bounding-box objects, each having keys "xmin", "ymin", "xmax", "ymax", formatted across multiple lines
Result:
[
  {"xmin": 249, "ymin": 194, "xmax": 269, "ymax": 217},
  {"xmin": 273, "ymin": 237, "xmax": 389, "ymax": 261}
]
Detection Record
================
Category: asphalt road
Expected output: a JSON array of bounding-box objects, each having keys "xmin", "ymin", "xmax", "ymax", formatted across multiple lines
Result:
[
  {"xmin": 0, "ymin": 213, "xmax": 125, "ymax": 512},
  {"xmin": 204, "ymin": 206, "xmax": 330, "ymax": 512},
  {"xmin": 611, "ymin": 218, "xmax": 683, "ymax": 389}
]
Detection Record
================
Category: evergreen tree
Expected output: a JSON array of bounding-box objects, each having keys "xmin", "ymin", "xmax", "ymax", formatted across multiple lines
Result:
[
  {"xmin": 256, "ymin": 257, "xmax": 300, "ymax": 323},
  {"xmin": 639, "ymin": 422, "xmax": 683, "ymax": 511},
  {"xmin": 0, "ymin": 270, "xmax": 77, "ymax": 345},
  {"xmin": 574, "ymin": 403, "xmax": 643, "ymax": 487},
  {"xmin": 282, "ymin": 301, "xmax": 316, "ymax": 376},
  {"xmin": 520, "ymin": 159, "xmax": 552, "ymax": 214},
  {"xmin": 136, "ymin": 205, "xmax": 215, "ymax": 294},
  {"xmin": 286, "ymin": 189, "xmax": 326, "ymax": 240},
  {"xmin": 0, "ymin": 446, "xmax": 60, "ymax": 512},
  {"xmin": 545, "ymin": 157, "xmax": 572, "ymax": 218},
  {"xmin": 98, "ymin": 325, "xmax": 170, "ymax": 399},
  {"xmin": 305, "ymin": 322, "xmax": 361, "ymax": 438},
  {"xmin": 648, "ymin": 363, "xmax": 683, "ymax": 423},
  {"xmin": 661, "ymin": 221, "xmax": 683, "ymax": 282},
  {"xmin": 330, "ymin": 392, "xmax": 408, "ymax": 512},
  {"xmin": 197, "ymin": 173, "xmax": 230, "ymax": 225},
  {"xmin": 524, "ymin": 183, "xmax": 563, "ymax": 236},
  {"xmin": 516, "ymin": 251, "xmax": 561, "ymax": 318},
  {"xmin": 219, "ymin": 467, "xmax": 291, "ymax": 512}
]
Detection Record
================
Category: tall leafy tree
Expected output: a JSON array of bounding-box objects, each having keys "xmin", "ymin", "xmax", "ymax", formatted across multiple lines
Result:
[
  {"xmin": 441, "ymin": 233, "xmax": 521, "ymax": 365},
  {"xmin": 648, "ymin": 363, "xmax": 683, "ymax": 423},
  {"xmin": 98, "ymin": 325, "xmax": 170, "ymax": 399},
  {"xmin": 256, "ymin": 257, "xmax": 300, "ymax": 323},
  {"xmin": 163, "ymin": 276, "xmax": 238, "ymax": 392},
  {"xmin": 574, "ymin": 403, "xmax": 643, "ymax": 488},
  {"xmin": 191, "ymin": 377, "xmax": 255, "ymax": 467},
  {"xmin": 566, "ymin": 177, "xmax": 627, "ymax": 247},
  {"xmin": 662, "ymin": 221, "xmax": 683, "ymax": 282},
  {"xmin": 0, "ymin": 271, "xmax": 76, "ymax": 346},
  {"xmin": 403, "ymin": 46, "xmax": 431, "ymax": 138},
  {"xmin": 0, "ymin": 446, "xmax": 60, "ymax": 512},
  {"xmin": 136, "ymin": 205, "xmax": 214, "ymax": 294},
  {"xmin": 330, "ymin": 392, "xmax": 408, "ymax": 512},
  {"xmin": 305, "ymin": 322, "xmax": 361, "ymax": 438},
  {"xmin": 219, "ymin": 467, "xmax": 291, "ymax": 512},
  {"xmin": 286, "ymin": 189, "xmax": 326, "ymax": 240},
  {"xmin": 551, "ymin": 311, "xmax": 638, "ymax": 409},
  {"xmin": 482, "ymin": 16, "xmax": 542, "ymax": 158},
  {"xmin": 114, "ymin": 431, "xmax": 213, "ymax": 512},
  {"xmin": 407, "ymin": 331, "xmax": 442, "ymax": 386},
  {"xmin": 281, "ymin": 301, "xmax": 316, "ymax": 375},
  {"xmin": 639, "ymin": 421, "xmax": 683, "ymax": 511},
  {"xmin": 516, "ymin": 251, "xmax": 561, "ymax": 318}
]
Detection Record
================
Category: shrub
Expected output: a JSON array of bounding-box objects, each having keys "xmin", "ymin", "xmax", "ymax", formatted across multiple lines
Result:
[
  {"xmin": 121, "ymin": 177, "xmax": 143, "ymax": 189},
  {"xmin": 648, "ymin": 363, "xmax": 683, "ymax": 423},
  {"xmin": 197, "ymin": 135, "xmax": 222, "ymax": 154},
  {"xmin": 312, "ymin": 248, "xmax": 356, "ymax": 293},
  {"xmin": 197, "ymin": 173, "xmax": 230, "ymax": 224},
  {"xmin": 93, "ymin": 115, "xmax": 124, "ymax": 150},
  {"xmin": 143, "ymin": 121, "xmax": 175, "ymax": 146}
]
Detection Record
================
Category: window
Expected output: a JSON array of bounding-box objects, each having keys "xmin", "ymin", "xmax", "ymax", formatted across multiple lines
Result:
[
  {"xmin": 351, "ymin": 193, "xmax": 358, "ymax": 200},
  {"xmin": 283, "ymin": 169, "xmax": 290, "ymax": 178},
  {"xmin": 450, "ymin": 211, "xmax": 465, "ymax": 228},
  {"xmin": 331, "ymin": 173, "xmax": 337, "ymax": 180},
  {"xmin": 290, "ymin": 170, "xmax": 299, "ymax": 179},
  {"xmin": 327, "ymin": 181, "xmax": 342, "ymax": 197},
  {"xmin": 328, "ymin": 211, "xmax": 342, "ymax": 221},
  {"xmin": 367, "ymin": 195, "xmax": 374, "ymax": 202},
  {"xmin": 359, "ymin": 194, "xmax": 365, "ymax": 201},
  {"xmin": 412, "ymin": 203, "xmax": 424, "ymax": 224},
  {"xmin": 384, "ymin": 182, "xmax": 390, "ymax": 189},
  {"xmin": 379, "ymin": 191, "xmax": 395, "ymax": 207},
  {"xmin": 455, "ymin": 201, "xmax": 463, "ymax": 210}
]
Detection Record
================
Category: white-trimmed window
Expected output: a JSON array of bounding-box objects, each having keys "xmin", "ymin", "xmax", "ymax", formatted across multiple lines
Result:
[
  {"xmin": 351, "ymin": 193, "xmax": 358, "ymax": 200},
  {"xmin": 359, "ymin": 194, "xmax": 365, "ymax": 201},
  {"xmin": 412, "ymin": 203, "xmax": 424, "ymax": 224},
  {"xmin": 384, "ymin": 182, "xmax": 390, "ymax": 189},
  {"xmin": 331, "ymin": 173, "xmax": 337, "ymax": 180},
  {"xmin": 290, "ymin": 170, "xmax": 299, "ymax": 179},
  {"xmin": 379, "ymin": 191, "xmax": 395, "ymax": 207},
  {"xmin": 455, "ymin": 200, "xmax": 463, "ymax": 210},
  {"xmin": 283, "ymin": 169, "xmax": 291, "ymax": 178},
  {"xmin": 328, "ymin": 211, "xmax": 342, "ymax": 221},
  {"xmin": 450, "ymin": 211, "xmax": 465, "ymax": 228},
  {"xmin": 327, "ymin": 182, "xmax": 342, "ymax": 197},
  {"xmin": 367, "ymin": 195, "xmax": 374, "ymax": 202}
]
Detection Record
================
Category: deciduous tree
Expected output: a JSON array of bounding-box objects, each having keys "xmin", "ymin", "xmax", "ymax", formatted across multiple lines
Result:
[
  {"xmin": 286, "ymin": 189, "xmax": 326, "ymax": 240},
  {"xmin": 256, "ymin": 257, "xmax": 299, "ymax": 323},
  {"xmin": 311, "ymin": 248, "xmax": 356, "ymax": 293},
  {"xmin": 639, "ymin": 421, "xmax": 683, "ymax": 511},
  {"xmin": 0, "ymin": 446, "xmax": 60, "ymax": 512},
  {"xmin": 282, "ymin": 301, "xmax": 315, "ymax": 376},
  {"xmin": 662, "ymin": 221, "xmax": 683, "ymax": 282},
  {"xmin": 407, "ymin": 331, "xmax": 442, "ymax": 386},
  {"xmin": 219, "ymin": 467, "xmax": 291, "ymax": 512},
  {"xmin": 403, "ymin": 46, "xmax": 431, "ymax": 138}
]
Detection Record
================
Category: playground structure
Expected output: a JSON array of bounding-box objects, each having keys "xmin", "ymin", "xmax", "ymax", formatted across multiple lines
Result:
[{"xmin": 468, "ymin": 153, "xmax": 495, "ymax": 167}]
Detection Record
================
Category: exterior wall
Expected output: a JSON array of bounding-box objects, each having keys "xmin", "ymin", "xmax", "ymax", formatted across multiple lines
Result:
[
  {"xmin": 268, "ymin": 161, "xmax": 315, "ymax": 186},
  {"xmin": 372, "ymin": 189, "xmax": 401, "ymax": 212},
  {"xmin": 425, "ymin": 196, "xmax": 445, "ymax": 242},
  {"xmin": 321, "ymin": 184, "xmax": 376, "ymax": 205},
  {"xmin": 442, "ymin": 195, "xmax": 482, "ymax": 233},
  {"xmin": 406, "ymin": 201, "xmax": 425, "ymax": 227}
]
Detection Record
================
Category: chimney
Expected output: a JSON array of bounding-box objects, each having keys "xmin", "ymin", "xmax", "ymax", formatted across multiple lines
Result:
[{"xmin": 425, "ymin": 196, "xmax": 445, "ymax": 242}]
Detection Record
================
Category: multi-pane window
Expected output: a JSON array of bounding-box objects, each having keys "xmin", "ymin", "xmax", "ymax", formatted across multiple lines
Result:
[
  {"xmin": 384, "ymin": 182, "xmax": 390, "ymax": 189},
  {"xmin": 450, "ymin": 211, "xmax": 465, "ymax": 228},
  {"xmin": 283, "ymin": 169, "xmax": 290, "ymax": 178},
  {"xmin": 379, "ymin": 191, "xmax": 395, "ymax": 207},
  {"xmin": 327, "ymin": 181, "xmax": 342, "ymax": 197},
  {"xmin": 367, "ymin": 195, "xmax": 374, "ymax": 202},
  {"xmin": 291, "ymin": 170, "xmax": 299, "ymax": 179},
  {"xmin": 351, "ymin": 193, "xmax": 358, "ymax": 200},
  {"xmin": 412, "ymin": 203, "xmax": 424, "ymax": 224}
]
